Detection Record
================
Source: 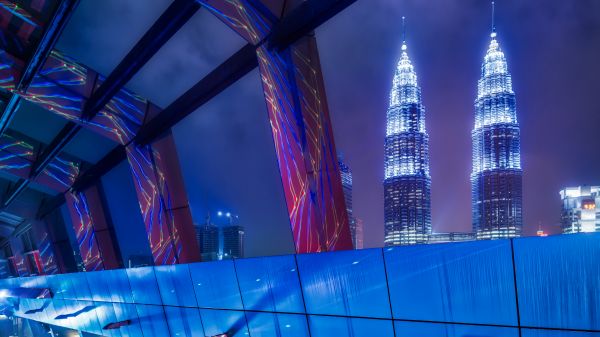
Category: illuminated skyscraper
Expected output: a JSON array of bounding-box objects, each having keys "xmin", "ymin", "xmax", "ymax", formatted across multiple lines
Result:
[
  {"xmin": 384, "ymin": 18, "xmax": 431, "ymax": 246},
  {"xmin": 471, "ymin": 3, "xmax": 522, "ymax": 239},
  {"xmin": 560, "ymin": 186, "xmax": 600, "ymax": 234},
  {"xmin": 339, "ymin": 156, "xmax": 359, "ymax": 248}
]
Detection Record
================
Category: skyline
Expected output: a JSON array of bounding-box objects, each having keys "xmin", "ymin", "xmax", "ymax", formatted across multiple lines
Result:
[
  {"xmin": 0, "ymin": 1, "xmax": 597, "ymax": 335},
  {"xmin": 44, "ymin": 0, "xmax": 600, "ymax": 255},
  {"xmin": 319, "ymin": 0, "xmax": 600, "ymax": 247}
]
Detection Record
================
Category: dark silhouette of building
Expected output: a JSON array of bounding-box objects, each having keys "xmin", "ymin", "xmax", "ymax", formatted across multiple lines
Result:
[
  {"xmin": 222, "ymin": 225, "xmax": 244, "ymax": 259},
  {"xmin": 339, "ymin": 156, "xmax": 359, "ymax": 248},
  {"xmin": 195, "ymin": 216, "xmax": 219, "ymax": 261}
]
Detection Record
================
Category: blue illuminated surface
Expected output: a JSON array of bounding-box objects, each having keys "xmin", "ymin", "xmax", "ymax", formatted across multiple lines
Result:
[
  {"xmin": 384, "ymin": 240, "xmax": 517, "ymax": 325},
  {"xmin": 513, "ymin": 234, "xmax": 600, "ymax": 331},
  {"xmin": 0, "ymin": 234, "xmax": 598, "ymax": 336}
]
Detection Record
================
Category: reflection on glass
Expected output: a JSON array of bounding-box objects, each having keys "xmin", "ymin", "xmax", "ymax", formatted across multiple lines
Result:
[
  {"xmin": 189, "ymin": 260, "xmax": 243, "ymax": 309},
  {"xmin": 235, "ymin": 255, "xmax": 304, "ymax": 313},
  {"xmin": 384, "ymin": 240, "xmax": 517, "ymax": 325},
  {"xmin": 309, "ymin": 315, "xmax": 394, "ymax": 337},
  {"xmin": 297, "ymin": 249, "xmax": 391, "ymax": 318},
  {"xmin": 136, "ymin": 304, "xmax": 171, "ymax": 337},
  {"xmin": 513, "ymin": 234, "xmax": 600, "ymax": 331},
  {"xmin": 127, "ymin": 266, "xmax": 162, "ymax": 305},
  {"xmin": 394, "ymin": 320, "xmax": 518, "ymax": 337},
  {"xmin": 165, "ymin": 306, "xmax": 205, "ymax": 337},
  {"xmin": 154, "ymin": 264, "xmax": 197, "ymax": 307},
  {"xmin": 246, "ymin": 312, "xmax": 309, "ymax": 337},
  {"xmin": 200, "ymin": 309, "xmax": 249, "ymax": 337}
]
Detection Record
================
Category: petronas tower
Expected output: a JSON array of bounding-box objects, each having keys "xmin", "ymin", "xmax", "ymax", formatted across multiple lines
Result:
[{"xmin": 384, "ymin": 21, "xmax": 431, "ymax": 246}]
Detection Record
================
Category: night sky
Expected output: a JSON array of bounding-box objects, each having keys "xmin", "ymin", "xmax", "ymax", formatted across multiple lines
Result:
[{"xmin": 54, "ymin": 0, "xmax": 600, "ymax": 258}]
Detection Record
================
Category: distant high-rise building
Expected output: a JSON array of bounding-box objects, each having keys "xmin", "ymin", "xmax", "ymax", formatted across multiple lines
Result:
[
  {"xmin": 384, "ymin": 18, "xmax": 431, "ymax": 246},
  {"xmin": 222, "ymin": 225, "xmax": 244, "ymax": 259},
  {"xmin": 471, "ymin": 4, "xmax": 522, "ymax": 240},
  {"xmin": 339, "ymin": 156, "xmax": 359, "ymax": 248},
  {"xmin": 428, "ymin": 232, "xmax": 476, "ymax": 244},
  {"xmin": 354, "ymin": 218, "xmax": 364, "ymax": 249},
  {"xmin": 560, "ymin": 186, "xmax": 600, "ymax": 234},
  {"xmin": 195, "ymin": 217, "xmax": 219, "ymax": 261}
]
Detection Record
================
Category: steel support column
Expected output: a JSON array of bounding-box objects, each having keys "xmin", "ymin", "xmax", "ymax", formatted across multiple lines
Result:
[
  {"xmin": 65, "ymin": 183, "xmax": 121, "ymax": 271},
  {"xmin": 256, "ymin": 36, "xmax": 352, "ymax": 252},
  {"xmin": 126, "ymin": 131, "xmax": 199, "ymax": 265},
  {"xmin": 199, "ymin": 0, "xmax": 354, "ymax": 252},
  {"xmin": 42, "ymin": 208, "xmax": 78, "ymax": 273}
]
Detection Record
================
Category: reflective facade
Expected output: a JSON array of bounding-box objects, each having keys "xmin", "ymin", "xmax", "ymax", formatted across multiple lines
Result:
[
  {"xmin": 0, "ymin": 233, "xmax": 598, "ymax": 336},
  {"xmin": 471, "ymin": 28, "xmax": 523, "ymax": 239},
  {"xmin": 384, "ymin": 37, "xmax": 431, "ymax": 246},
  {"xmin": 560, "ymin": 186, "xmax": 600, "ymax": 234}
]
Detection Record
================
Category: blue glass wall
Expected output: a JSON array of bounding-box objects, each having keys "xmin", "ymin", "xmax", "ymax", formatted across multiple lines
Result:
[{"xmin": 0, "ymin": 233, "xmax": 598, "ymax": 337}]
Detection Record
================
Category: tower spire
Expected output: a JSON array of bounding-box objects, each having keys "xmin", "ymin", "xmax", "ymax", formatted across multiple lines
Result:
[
  {"xmin": 491, "ymin": 1, "xmax": 497, "ymax": 38},
  {"xmin": 401, "ymin": 16, "xmax": 407, "ymax": 50}
]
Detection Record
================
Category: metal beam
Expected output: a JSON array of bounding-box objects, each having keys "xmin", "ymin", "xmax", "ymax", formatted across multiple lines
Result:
[
  {"xmin": 36, "ymin": 193, "xmax": 66, "ymax": 220},
  {"xmin": 0, "ymin": 0, "xmax": 79, "ymax": 137},
  {"xmin": 268, "ymin": 0, "xmax": 357, "ymax": 50},
  {"xmin": 17, "ymin": 0, "xmax": 358, "ymax": 215},
  {"xmin": 1, "ymin": 0, "xmax": 199, "ymax": 209},
  {"xmin": 71, "ymin": 145, "xmax": 126, "ymax": 192},
  {"xmin": 137, "ymin": 0, "xmax": 357, "ymax": 145},
  {"xmin": 35, "ymin": 143, "xmax": 126, "ymax": 219},
  {"xmin": 2, "ymin": 122, "xmax": 81, "ymax": 208},
  {"xmin": 82, "ymin": 0, "xmax": 200, "ymax": 120},
  {"xmin": 135, "ymin": 43, "xmax": 258, "ymax": 145}
]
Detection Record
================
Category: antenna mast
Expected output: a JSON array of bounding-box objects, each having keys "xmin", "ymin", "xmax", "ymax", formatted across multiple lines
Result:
[{"xmin": 491, "ymin": 1, "xmax": 497, "ymax": 37}]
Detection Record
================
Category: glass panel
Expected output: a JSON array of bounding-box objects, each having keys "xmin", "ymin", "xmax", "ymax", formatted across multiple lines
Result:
[
  {"xmin": 154, "ymin": 264, "xmax": 197, "ymax": 307},
  {"xmin": 93, "ymin": 301, "xmax": 119, "ymax": 337},
  {"xmin": 384, "ymin": 240, "xmax": 518, "ymax": 325},
  {"xmin": 189, "ymin": 260, "xmax": 243, "ymax": 309},
  {"xmin": 514, "ymin": 234, "xmax": 600, "ymax": 331},
  {"xmin": 136, "ymin": 304, "xmax": 171, "ymax": 337},
  {"xmin": 199, "ymin": 309, "xmax": 249, "ymax": 337},
  {"xmin": 111, "ymin": 302, "xmax": 144, "ymax": 337},
  {"xmin": 56, "ymin": 299, "xmax": 101, "ymax": 334},
  {"xmin": 246, "ymin": 312, "xmax": 310, "ymax": 337},
  {"xmin": 62, "ymin": 272, "xmax": 93, "ymax": 301},
  {"xmin": 308, "ymin": 315, "xmax": 394, "ymax": 337},
  {"xmin": 235, "ymin": 255, "xmax": 305, "ymax": 313},
  {"xmin": 127, "ymin": 266, "xmax": 162, "ymax": 305},
  {"xmin": 297, "ymin": 248, "xmax": 391, "ymax": 318},
  {"xmin": 87, "ymin": 269, "xmax": 133, "ymax": 303},
  {"xmin": 522, "ymin": 329, "xmax": 600, "ymax": 337},
  {"xmin": 394, "ymin": 320, "xmax": 519, "ymax": 337},
  {"xmin": 164, "ymin": 306, "xmax": 205, "ymax": 337},
  {"xmin": 46, "ymin": 274, "xmax": 69, "ymax": 299}
]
